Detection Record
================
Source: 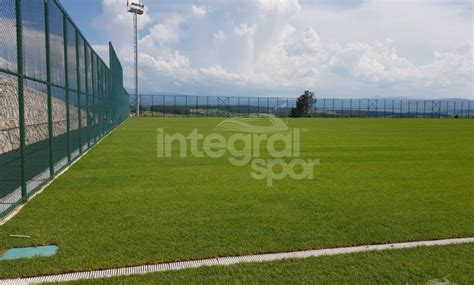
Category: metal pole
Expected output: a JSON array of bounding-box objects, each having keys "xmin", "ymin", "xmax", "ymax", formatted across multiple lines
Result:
[
  {"xmin": 383, "ymin": 99, "xmax": 386, "ymax": 118},
  {"xmin": 45, "ymin": 0, "xmax": 54, "ymax": 177},
  {"xmin": 257, "ymin": 97, "xmax": 260, "ymax": 117},
  {"xmin": 367, "ymin": 99, "xmax": 369, "ymax": 117},
  {"xmin": 341, "ymin": 99, "xmax": 344, "ymax": 117},
  {"xmin": 468, "ymin": 100, "xmax": 471, "ymax": 118},
  {"xmin": 323, "ymin": 98, "xmax": 326, "ymax": 117},
  {"xmin": 63, "ymin": 13, "xmax": 70, "ymax": 162},
  {"xmin": 267, "ymin": 97, "xmax": 270, "ymax": 115},
  {"xmin": 332, "ymin": 98, "xmax": 335, "ymax": 117},
  {"xmin": 392, "ymin": 100, "xmax": 394, "ymax": 118},
  {"xmin": 84, "ymin": 45, "xmax": 90, "ymax": 147},
  {"xmin": 423, "ymin": 101, "xmax": 426, "ymax": 118},
  {"xmin": 349, "ymin": 99, "xmax": 352, "ymax": 118},
  {"xmin": 237, "ymin": 97, "xmax": 240, "ymax": 116},
  {"xmin": 133, "ymin": 12, "xmax": 139, "ymax": 117},
  {"xmin": 75, "ymin": 30, "xmax": 82, "ymax": 153},
  {"xmin": 358, "ymin": 99, "xmax": 361, "ymax": 117},
  {"xmin": 90, "ymin": 53, "xmax": 95, "ymax": 143},
  {"xmin": 400, "ymin": 100, "xmax": 403, "ymax": 118},
  {"xmin": 16, "ymin": 0, "xmax": 27, "ymax": 199},
  {"xmin": 375, "ymin": 99, "xmax": 378, "ymax": 118}
]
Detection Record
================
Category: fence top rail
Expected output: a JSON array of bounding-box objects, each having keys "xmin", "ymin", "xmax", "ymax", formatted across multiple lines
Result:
[{"xmin": 137, "ymin": 94, "xmax": 474, "ymax": 103}]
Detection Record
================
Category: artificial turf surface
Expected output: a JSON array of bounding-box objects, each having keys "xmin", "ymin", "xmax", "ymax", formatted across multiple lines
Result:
[
  {"xmin": 0, "ymin": 118, "xmax": 473, "ymax": 279},
  {"xmin": 62, "ymin": 243, "xmax": 474, "ymax": 284}
]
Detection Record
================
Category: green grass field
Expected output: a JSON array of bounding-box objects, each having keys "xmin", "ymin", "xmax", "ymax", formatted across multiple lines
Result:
[{"xmin": 0, "ymin": 118, "xmax": 473, "ymax": 280}]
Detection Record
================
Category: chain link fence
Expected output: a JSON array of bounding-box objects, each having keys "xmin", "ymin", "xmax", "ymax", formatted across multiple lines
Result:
[
  {"xmin": 0, "ymin": 0, "xmax": 129, "ymax": 217},
  {"xmin": 135, "ymin": 95, "xmax": 473, "ymax": 118}
]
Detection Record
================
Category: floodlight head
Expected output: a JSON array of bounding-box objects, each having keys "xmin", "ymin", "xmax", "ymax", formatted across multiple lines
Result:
[{"xmin": 127, "ymin": 0, "xmax": 144, "ymax": 15}]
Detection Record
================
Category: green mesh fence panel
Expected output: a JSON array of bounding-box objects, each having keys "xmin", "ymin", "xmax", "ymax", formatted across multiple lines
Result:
[
  {"xmin": 22, "ymin": 0, "xmax": 46, "ymax": 81},
  {"xmin": 0, "ymin": 0, "xmax": 17, "ymax": 73},
  {"xmin": 48, "ymin": 0, "xmax": 65, "ymax": 87},
  {"xmin": 0, "ymin": 0, "xmax": 129, "ymax": 218}
]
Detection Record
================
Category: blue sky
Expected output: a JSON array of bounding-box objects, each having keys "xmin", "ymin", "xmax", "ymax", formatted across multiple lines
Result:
[{"xmin": 62, "ymin": 0, "xmax": 473, "ymax": 99}]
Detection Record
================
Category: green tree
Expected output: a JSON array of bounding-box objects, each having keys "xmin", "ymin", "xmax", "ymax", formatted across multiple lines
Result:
[{"xmin": 289, "ymin": 90, "xmax": 316, "ymax": 117}]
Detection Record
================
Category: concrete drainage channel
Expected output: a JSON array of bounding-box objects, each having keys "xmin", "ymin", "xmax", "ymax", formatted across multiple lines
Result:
[{"xmin": 0, "ymin": 237, "xmax": 473, "ymax": 285}]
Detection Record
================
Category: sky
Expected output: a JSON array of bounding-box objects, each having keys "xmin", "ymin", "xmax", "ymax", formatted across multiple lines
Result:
[{"xmin": 61, "ymin": 0, "xmax": 473, "ymax": 99}]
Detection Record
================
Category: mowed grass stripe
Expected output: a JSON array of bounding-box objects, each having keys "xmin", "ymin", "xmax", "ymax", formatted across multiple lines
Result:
[{"xmin": 0, "ymin": 118, "xmax": 472, "ymax": 278}]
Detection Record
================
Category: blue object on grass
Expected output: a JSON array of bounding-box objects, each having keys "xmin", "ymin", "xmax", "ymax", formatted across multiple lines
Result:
[{"xmin": 1, "ymin": 245, "xmax": 58, "ymax": 261}]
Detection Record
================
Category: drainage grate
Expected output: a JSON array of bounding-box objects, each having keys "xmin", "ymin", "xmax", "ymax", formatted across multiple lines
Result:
[{"xmin": 1, "ymin": 238, "xmax": 473, "ymax": 284}]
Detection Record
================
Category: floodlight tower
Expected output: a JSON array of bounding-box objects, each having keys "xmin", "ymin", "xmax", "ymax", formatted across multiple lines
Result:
[{"xmin": 127, "ymin": 0, "xmax": 144, "ymax": 117}]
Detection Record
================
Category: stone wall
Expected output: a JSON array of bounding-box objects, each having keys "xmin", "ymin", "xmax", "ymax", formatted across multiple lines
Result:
[{"xmin": 0, "ymin": 75, "xmax": 88, "ymax": 154}]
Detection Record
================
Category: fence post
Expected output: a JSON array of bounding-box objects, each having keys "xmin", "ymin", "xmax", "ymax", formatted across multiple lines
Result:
[
  {"xmin": 468, "ymin": 101, "xmax": 471, "ymax": 118},
  {"xmin": 16, "ymin": 0, "xmax": 27, "ymax": 200},
  {"xmin": 84, "ymin": 44, "xmax": 90, "ymax": 147},
  {"xmin": 322, "ymin": 99, "xmax": 326, "ymax": 117},
  {"xmin": 375, "ymin": 99, "xmax": 378, "ymax": 118},
  {"xmin": 349, "ymin": 99, "xmax": 352, "ymax": 118},
  {"xmin": 383, "ymin": 99, "xmax": 386, "ymax": 118},
  {"xmin": 62, "ymin": 12, "xmax": 70, "ymax": 162},
  {"xmin": 44, "ymin": 0, "xmax": 54, "ymax": 177},
  {"xmin": 277, "ymin": 98, "xmax": 280, "ymax": 117},
  {"xmin": 151, "ymin": 95, "xmax": 154, "ymax": 117},
  {"xmin": 267, "ymin": 97, "xmax": 270, "ymax": 115},
  {"xmin": 366, "ymin": 99, "xmax": 370, "ymax": 118},
  {"xmin": 358, "ymin": 99, "xmax": 361, "ymax": 117},
  {"xmin": 392, "ymin": 100, "xmax": 394, "ymax": 118},
  {"xmin": 461, "ymin": 101, "xmax": 464, "ymax": 118},
  {"xmin": 99, "ymin": 63, "xmax": 103, "ymax": 136},
  {"xmin": 161, "ymin": 95, "xmax": 164, "ymax": 117},
  {"xmin": 341, "ymin": 99, "xmax": 344, "ymax": 117},
  {"xmin": 75, "ymin": 30, "xmax": 82, "ymax": 153},
  {"xmin": 94, "ymin": 55, "xmax": 98, "ymax": 134},
  {"xmin": 423, "ymin": 101, "xmax": 426, "ymax": 118},
  {"xmin": 400, "ymin": 100, "xmax": 403, "ymax": 118},
  {"xmin": 332, "ymin": 98, "xmax": 335, "ymax": 117}
]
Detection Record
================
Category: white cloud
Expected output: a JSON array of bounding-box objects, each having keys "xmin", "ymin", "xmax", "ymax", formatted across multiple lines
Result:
[
  {"xmin": 192, "ymin": 5, "xmax": 206, "ymax": 17},
  {"xmin": 235, "ymin": 23, "xmax": 257, "ymax": 37},
  {"xmin": 148, "ymin": 16, "xmax": 183, "ymax": 44},
  {"xmin": 257, "ymin": 0, "xmax": 301, "ymax": 14},
  {"xmin": 91, "ymin": 0, "xmax": 473, "ymax": 98},
  {"xmin": 213, "ymin": 30, "xmax": 226, "ymax": 41}
]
